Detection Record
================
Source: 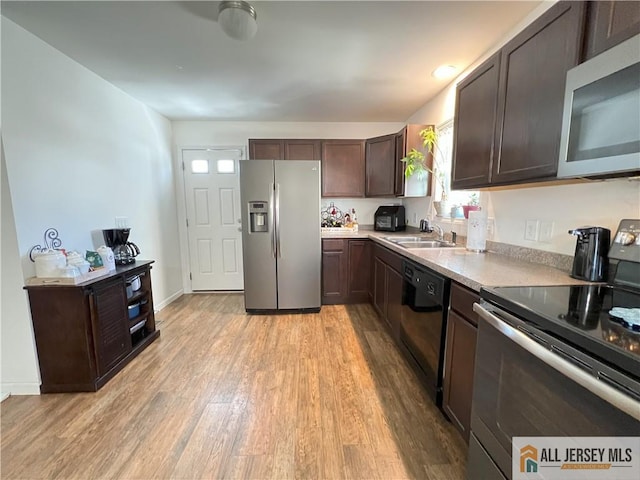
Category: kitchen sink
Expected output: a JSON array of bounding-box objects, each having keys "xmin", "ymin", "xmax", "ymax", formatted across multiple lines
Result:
[
  {"xmin": 397, "ymin": 240, "xmax": 455, "ymax": 248},
  {"xmin": 383, "ymin": 236, "xmax": 456, "ymax": 249},
  {"xmin": 382, "ymin": 236, "xmax": 426, "ymax": 243}
]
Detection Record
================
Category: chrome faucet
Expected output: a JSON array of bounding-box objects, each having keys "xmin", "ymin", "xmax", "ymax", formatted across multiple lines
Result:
[
  {"xmin": 431, "ymin": 224, "xmax": 445, "ymax": 241},
  {"xmin": 420, "ymin": 219, "xmax": 445, "ymax": 241}
]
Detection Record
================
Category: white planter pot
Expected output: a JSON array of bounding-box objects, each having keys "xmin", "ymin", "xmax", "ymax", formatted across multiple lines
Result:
[{"xmin": 434, "ymin": 200, "xmax": 451, "ymax": 217}]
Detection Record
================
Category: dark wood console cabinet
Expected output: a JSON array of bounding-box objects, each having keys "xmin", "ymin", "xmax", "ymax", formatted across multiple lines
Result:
[{"xmin": 24, "ymin": 260, "xmax": 160, "ymax": 393}]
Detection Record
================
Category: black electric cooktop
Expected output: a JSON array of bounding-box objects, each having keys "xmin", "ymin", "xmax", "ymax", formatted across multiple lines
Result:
[{"xmin": 481, "ymin": 284, "xmax": 640, "ymax": 380}]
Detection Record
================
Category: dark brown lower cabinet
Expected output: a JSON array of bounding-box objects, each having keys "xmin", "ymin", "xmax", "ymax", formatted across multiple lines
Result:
[
  {"xmin": 443, "ymin": 282, "xmax": 479, "ymax": 443},
  {"xmin": 348, "ymin": 240, "xmax": 371, "ymax": 303},
  {"xmin": 373, "ymin": 256, "xmax": 386, "ymax": 316},
  {"xmin": 385, "ymin": 266, "xmax": 403, "ymax": 339},
  {"xmin": 321, "ymin": 239, "xmax": 371, "ymax": 304},
  {"xmin": 25, "ymin": 261, "xmax": 159, "ymax": 393},
  {"xmin": 371, "ymin": 243, "xmax": 403, "ymax": 339},
  {"xmin": 321, "ymin": 239, "xmax": 348, "ymax": 304}
]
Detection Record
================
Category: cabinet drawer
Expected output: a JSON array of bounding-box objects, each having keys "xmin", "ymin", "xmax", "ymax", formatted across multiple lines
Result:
[
  {"xmin": 450, "ymin": 282, "xmax": 480, "ymax": 325},
  {"xmin": 373, "ymin": 243, "xmax": 403, "ymax": 273},
  {"xmin": 322, "ymin": 239, "xmax": 346, "ymax": 252}
]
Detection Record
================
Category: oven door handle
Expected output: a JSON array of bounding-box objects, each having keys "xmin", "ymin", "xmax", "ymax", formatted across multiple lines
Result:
[{"xmin": 474, "ymin": 303, "xmax": 640, "ymax": 421}]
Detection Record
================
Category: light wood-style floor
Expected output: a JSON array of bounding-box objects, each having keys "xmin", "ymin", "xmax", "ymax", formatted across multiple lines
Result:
[{"xmin": 1, "ymin": 293, "xmax": 467, "ymax": 479}]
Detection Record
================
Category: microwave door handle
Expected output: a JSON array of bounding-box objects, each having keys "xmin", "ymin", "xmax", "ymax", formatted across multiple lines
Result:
[
  {"xmin": 269, "ymin": 183, "xmax": 276, "ymax": 259},
  {"xmin": 473, "ymin": 303, "xmax": 640, "ymax": 421}
]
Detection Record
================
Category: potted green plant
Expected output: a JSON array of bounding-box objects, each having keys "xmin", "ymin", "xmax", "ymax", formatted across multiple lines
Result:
[
  {"xmin": 400, "ymin": 126, "xmax": 449, "ymax": 215},
  {"xmin": 462, "ymin": 192, "xmax": 481, "ymax": 219}
]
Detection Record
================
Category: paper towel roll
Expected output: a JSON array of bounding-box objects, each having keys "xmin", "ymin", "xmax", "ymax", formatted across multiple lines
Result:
[{"xmin": 467, "ymin": 210, "xmax": 487, "ymax": 252}]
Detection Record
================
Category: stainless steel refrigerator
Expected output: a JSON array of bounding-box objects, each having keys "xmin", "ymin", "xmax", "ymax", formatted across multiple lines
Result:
[{"xmin": 239, "ymin": 159, "xmax": 321, "ymax": 313}]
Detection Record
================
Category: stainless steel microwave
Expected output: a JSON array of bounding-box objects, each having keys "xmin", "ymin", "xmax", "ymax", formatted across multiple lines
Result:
[{"xmin": 557, "ymin": 34, "xmax": 640, "ymax": 178}]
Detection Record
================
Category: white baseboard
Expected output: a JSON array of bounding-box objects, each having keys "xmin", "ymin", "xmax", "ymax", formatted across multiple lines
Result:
[
  {"xmin": 154, "ymin": 289, "xmax": 184, "ymax": 311},
  {"xmin": 1, "ymin": 382, "xmax": 41, "ymax": 396},
  {"xmin": 1, "ymin": 391, "xmax": 10, "ymax": 402}
]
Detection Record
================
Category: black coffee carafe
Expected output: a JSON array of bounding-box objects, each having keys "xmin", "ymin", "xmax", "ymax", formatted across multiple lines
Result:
[
  {"xmin": 103, "ymin": 228, "xmax": 140, "ymax": 265},
  {"xmin": 568, "ymin": 226, "xmax": 610, "ymax": 282}
]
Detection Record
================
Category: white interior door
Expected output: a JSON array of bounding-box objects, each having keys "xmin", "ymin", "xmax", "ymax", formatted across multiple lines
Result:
[{"xmin": 183, "ymin": 148, "xmax": 243, "ymax": 291}]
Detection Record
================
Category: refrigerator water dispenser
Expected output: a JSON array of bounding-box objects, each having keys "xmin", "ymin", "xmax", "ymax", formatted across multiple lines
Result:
[{"xmin": 248, "ymin": 201, "xmax": 268, "ymax": 233}]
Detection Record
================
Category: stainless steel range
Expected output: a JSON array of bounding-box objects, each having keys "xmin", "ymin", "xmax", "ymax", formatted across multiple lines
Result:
[{"xmin": 468, "ymin": 219, "xmax": 640, "ymax": 480}]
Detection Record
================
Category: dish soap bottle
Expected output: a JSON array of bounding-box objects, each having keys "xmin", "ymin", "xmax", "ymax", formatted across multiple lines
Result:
[{"xmin": 351, "ymin": 208, "xmax": 358, "ymax": 233}]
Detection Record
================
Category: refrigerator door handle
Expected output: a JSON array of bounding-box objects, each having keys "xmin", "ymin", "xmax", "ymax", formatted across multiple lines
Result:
[
  {"xmin": 275, "ymin": 183, "xmax": 282, "ymax": 258},
  {"xmin": 269, "ymin": 183, "xmax": 276, "ymax": 258}
]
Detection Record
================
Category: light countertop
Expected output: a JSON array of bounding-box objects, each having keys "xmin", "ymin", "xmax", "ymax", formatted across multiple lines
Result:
[{"xmin": 322, "ymin": 226, "xmax": 588, "ymax": 292}]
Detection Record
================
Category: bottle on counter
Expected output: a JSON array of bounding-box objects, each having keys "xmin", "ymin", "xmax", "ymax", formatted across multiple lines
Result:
[{"xmin": 352, "ymin": 208, "xmax": 358, "ymax": 232}]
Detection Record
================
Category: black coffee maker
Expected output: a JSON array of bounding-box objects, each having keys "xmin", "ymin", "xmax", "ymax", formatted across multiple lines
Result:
[
  {"xmin": 103, "ymin": 228, "xmax": 140, "ymax": 265},
  {"xmin": 568, "ymin": 226, "xmax": 611, "ymax": 281}
]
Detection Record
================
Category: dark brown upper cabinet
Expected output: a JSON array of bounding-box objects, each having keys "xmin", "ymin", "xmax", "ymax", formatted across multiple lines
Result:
[
  {"xmin": 249, "ymin": 139, "xmax": 321, "ymax": 160},
  {"xmin": 451, "ymin": 1, "xmax": 586, "ymax": 189},
  {"xmin": 452, "ymin": 54, "xmax": 500, "ymax": 190},
  {"xmin": 249, "ymin": 139, "xmax": 284, "ymax": 160},
  {"xmin": 492, "ymin": 1, "xmax": 586, "ymax": 185},
  {"xmin": 394, "ymin": 124, "xmax": 431, "ymax": 197},
  {"xmin": 394, "ymin": 129, "xmax": 407, "ymax": 195},
  {"xmin": 363, "ymin": 125, "xmax": 431, "ymax": 198},
  {"xmin": 321, "ymin": 140, "xmax": 365, "ymax": 197},
  {"xmin": 284, "ymin": 139, "xmax": 321, "ymax": 160},
  {"xmin": 365, "ymin": 133, "xmax": 396, "ymax": 197},
  {"xmin": 250, "ymin": 129, "xmax": 432, "ymax": 198},
  {"xmin": 583, "ymin": 0, "xmax": 640, "ymax": 61}
]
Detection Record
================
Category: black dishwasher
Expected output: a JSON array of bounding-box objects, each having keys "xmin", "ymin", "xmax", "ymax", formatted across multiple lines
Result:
[{"xmin": 399, "ymin": 259, "xmax": 450, "ymax": 407}]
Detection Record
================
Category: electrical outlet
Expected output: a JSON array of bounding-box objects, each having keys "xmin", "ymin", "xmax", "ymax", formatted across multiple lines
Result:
[
  {"xmin": 525, "ymin": 220, "xmax": 539, "ymax": 241},
  {"xmin": 539, "ymin": 221, "xmax": 554, "ymax": 242},
  {"xmin": 413, "ymin": 212, "xmax": 418, "ymax": 224},
  {"xmin": 115, "ymin": 216, "xmax": 129, "ymax": 228}
]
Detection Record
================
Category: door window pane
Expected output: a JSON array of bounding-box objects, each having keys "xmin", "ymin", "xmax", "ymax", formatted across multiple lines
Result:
[
  {"xmin": 216, "ymin": 159, "xmax": 235, "ymax": 174},
  {"xmin": 191, "ymin": 159, "xmax": 209, "ymax": 174}
]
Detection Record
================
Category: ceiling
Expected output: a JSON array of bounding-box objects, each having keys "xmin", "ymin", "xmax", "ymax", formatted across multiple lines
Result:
[{"xmin": 2, "ymin": 0, "xmax": 542, "ymax": 122}]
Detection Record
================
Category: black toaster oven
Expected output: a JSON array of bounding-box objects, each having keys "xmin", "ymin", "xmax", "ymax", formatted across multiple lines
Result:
[{"xmin": 374, "ymin": 205, "xmax": 406, "ymax": 232}]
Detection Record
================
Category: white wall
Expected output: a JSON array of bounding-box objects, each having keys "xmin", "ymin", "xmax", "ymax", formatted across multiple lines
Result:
[
  {"xmin": 2, "ymin": 141, "xmax": 41, "ymax": 396},
  {"xmin": 404, "ymin": 2, "xmax": 640, "ymax": 255},
  {"xmin": 1, "ymin": 18, "xmax": 183, "ymax": 394},
  {"xmin": 172, "ymin": 121, "xmax": 404, "ymax": 147}
]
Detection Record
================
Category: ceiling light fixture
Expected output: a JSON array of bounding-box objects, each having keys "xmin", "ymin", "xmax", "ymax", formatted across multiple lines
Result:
[
  {"xmin": 218, "ymin": 1, "xmax": 258, "ymax": 41},
  {"xmin": 432, "ymin": 65, "xmax": 457, "ymax": 79}
]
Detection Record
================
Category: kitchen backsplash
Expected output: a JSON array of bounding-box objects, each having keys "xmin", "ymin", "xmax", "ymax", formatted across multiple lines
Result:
[{"xmin": 320, "ymin": 198, "xmax": 402, "ymax": 226}]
